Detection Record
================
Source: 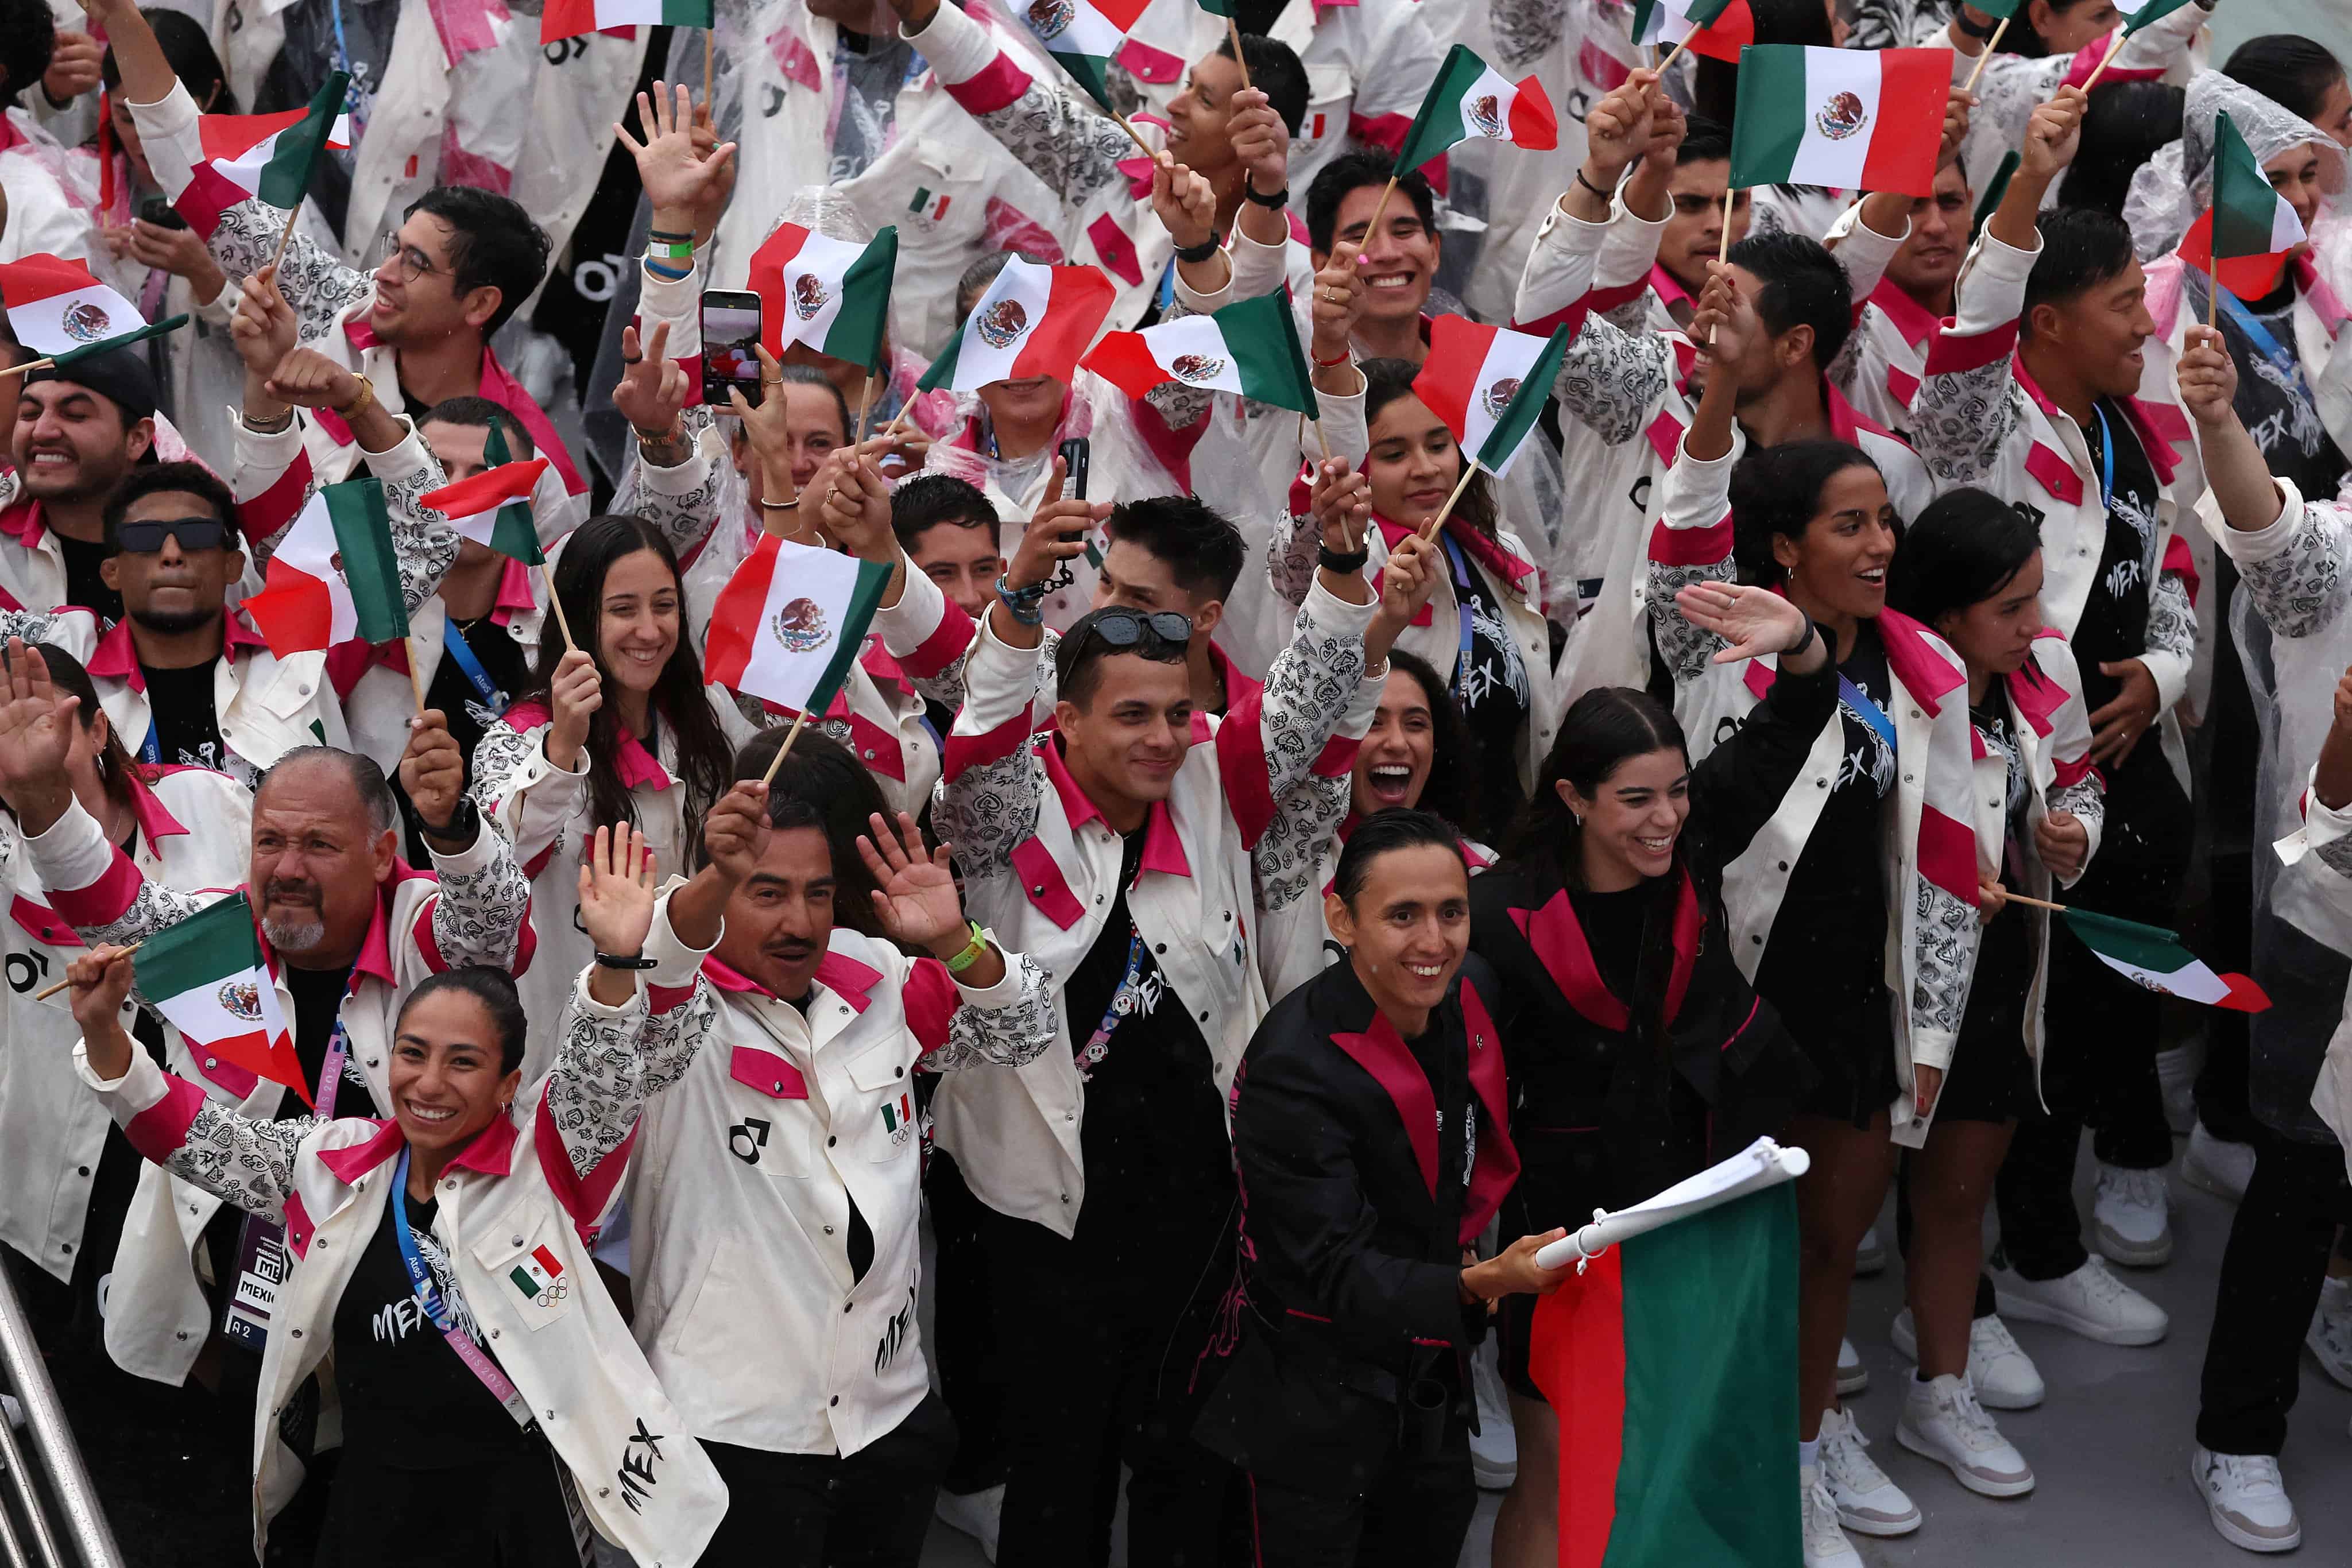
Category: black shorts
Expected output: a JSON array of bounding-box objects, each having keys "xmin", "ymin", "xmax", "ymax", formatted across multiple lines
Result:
[{"xmin": 1935, "ymin": 899, "xmax": 2036, "ymax": 1125}]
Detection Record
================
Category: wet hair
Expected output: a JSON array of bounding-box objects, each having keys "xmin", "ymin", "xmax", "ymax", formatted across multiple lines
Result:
[
  {"xmin": 1333, "ymin": 807, "xmax": 1466, "ymax": 908},
  {"xmin": 102, "ymin": 9, "xmax": 235, "ymax": 111},
  {"xmin": 1055, "ymin": 605, "xmax": 1189, "ymax": 709},
  {"xmin": 892, "ymin": 473, "xmax": 998, "ymax": 553},
  {"xmin": 522, "ymin": 515, "xmax": 732, "ymax": 849},
  {"xmin": 1376, "ymin": 649, "xmax": 1483, "ymax": 839},
  {"xmin": 1307, "ymin": 153, "xmax": 1437, "ymax": 255},
  {"xmin": 11, "ymin": 644, "xmax": 141, "ymax": 828},
  {"xmin": 0, "ymin": 0, "xmax": 54, "ymax": 106},
  {"xmin": 400, "ymin": 966, "xmax": 529, "ymax": 1075},
  {"xmin": 1727, "ymin": 231, "xmax": 1853, "ymax": 371},
  {"xmin": 2022, "ymin": 206, "xmax": 2138, "ymax": 334},
  {"xmin": 1218, "ymin": 33, "xmax": 1308, "ymax": 137},
  {"xmin": 2064, "ymin": 81, "xmax": 2186, "ymax": 220},
  {"xmin": 730, "ymin": 727, "xmax": 893, "ymax": 938},
  {"xmin": 1729, "ymin": 439, "xmax": 1883, "ymax": 589},
  {"xmin": 1361, "ymin": 358, "xmax": 1500, "ymax": 538},
  {"xmin": 1692, "ymin": 0, "xmax": 1831, "ymax": 131},
  {"xmin": 402, "ymin": 187, "xmax": 551, "ymax": 338},
  {"xmin": 259, "ymin": 746, "xmax": 400, "ymax": 839},
  {"xmin": 419, "ymin": 395, "xmax": 537, "ymax": 459},
  {"xmin": 773, "ymin": 363, "xmax": 851, "ymax": 439},
  {"xmin": 1105, "ymin": 495, "xmax": 1247, "ymax": 602},
  {"xmin": 1678, "ymin": 114, "xmax": 1734, "ymax": 167},
  {"xmin": 101, "ymin": 461, "xmax": 238, "ymax": 554},
  {"xmin": 1886, "ymin": 486, "xmax": 2043, "ymax": 629},
  {"xmin": 2222, "ymin": 35, "xmax": 2348, "ymax": 124}
]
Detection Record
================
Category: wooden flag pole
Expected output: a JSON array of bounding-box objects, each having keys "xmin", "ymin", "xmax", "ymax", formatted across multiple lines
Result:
[
  {"xmin": 0, "ymin": 355, "xmax": 57, "ymax": 380},
  {"xmin": 1655, "ymin": 33, "xmax": 1696, "ymax": 76},
  {"xmin": 1962, "ymin": 17, "xmax": 2009, "ymax": 94},
  {"xmin": 1418, "ymin": 461, "xmax": 1480, "ymax": 541},
  {"xmin": 2078, "ymin": 26, "xmax": 2128, "ymax": 91},
  {"xmin": 35, "ymin": 940, "xmax": 141, "ymax": 1002},
  {"xmin": 1359, "ymin": 177, "xmax": 1401, "ymax": 249},
  {"xmin": 540, "ymin": 564, "xmax": 573, "ymax": 648},
  {"xmin": 269, "ymin": 201, "xmax": 301, "ymax": 275},
  {"xmin": 853, "ymin": 373, "xmax": 877, "ymax": 447},
  {"xmin": 405, "ymin": 637, "xmax": 428, "ymax": 713},
  {"xmin": 2209, "ymin": 263, "xmax": 2223, "ymax": 328},
  {"xmin": 1227, "ymin": 17, "xmax": 1254, "ymax": 91},
  {"xmin": 1111, "ymin": 110, "xmax": 1158, "ymax": 162},
  {"xmin": 871, "ymin": 403, "xmax": 912, "ymax": 451},
  {"xmin": 1994, "ymin": 889, "xmax": 2067, "ymax": 914},
  {"xmin": 704, "ymin": 28, "xmax": 715, "ymax": 106},
  {"xmin": 759, "ymin": 708, "xmax": 811, "ymax": 787},
  {"xmin": 1708, "ymin": 201, "xmax": 1737, "ymax": 345}
]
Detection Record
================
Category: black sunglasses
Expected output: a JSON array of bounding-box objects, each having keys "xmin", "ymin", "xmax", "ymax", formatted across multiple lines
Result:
[
  {"xmin": 115, "ymin": 517, "xmax": 230, "ymax": 555},
  {"xmin": 1076, "ymin": 607, "xmax": 1191, "ymax": 656}
]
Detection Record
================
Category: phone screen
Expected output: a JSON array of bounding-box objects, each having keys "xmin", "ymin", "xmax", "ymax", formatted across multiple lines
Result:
[{"xmin": 699, "ymin": 292, "xmax": 764, "ymax": 408}]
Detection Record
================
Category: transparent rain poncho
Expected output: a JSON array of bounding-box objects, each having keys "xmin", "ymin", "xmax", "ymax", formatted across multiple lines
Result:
[{"xmin": 2125, "ymin": 70, "xmax": 2347, "ymax": 262}]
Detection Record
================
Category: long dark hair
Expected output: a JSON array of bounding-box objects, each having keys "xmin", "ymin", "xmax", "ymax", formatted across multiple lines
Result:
[
  {"xmin": 1378, "ymin": 649, "xmax": 1484, "ymax": 841},
  {"xmin": 18, "ymin": 644, "xmax": 141, "ymax": 827},
  {"xmin": 1361, "ymin": 358, "xmax": 1501, "ymax": 539},
  {"xmin": 730, "ymin": 727, "xmax": 893, "ymax": 938},
  {"xmin": 2065, "ymin": 81, "xmax": 2186, "ymax": 219},
  {"xmin": 1510, "ymin": 688, "xmax": 1694, "ymax": 1063},
  {"xmin": 1885, "ymin": 487, "xmax": 2041, "ymax": 629},
  {"xmin": 1693, "ymin": 0, "xmax": 1832, "ymax": 141},
  {"xmin": 522, "ymin": 514, "xmax": 732, "ymax": 845},
  {"xmin": 1729, "ymin": 439, "xmax": 1882, "ymax": 589}
]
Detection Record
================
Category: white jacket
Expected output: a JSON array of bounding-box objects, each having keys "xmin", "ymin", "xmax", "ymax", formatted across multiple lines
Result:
[
  {"xmin": 82, "ymin": 615, "xmax": 348, "ymax": 787},
  {"xmin": 0, "ymin": 766, "xmax": 249, "ymax": 1282},
  {"xmin": 20, "ymin": 800, "xmax": 533, "ymax": 1385},
  {"xmin": 930, "ymin": 575, "xmax": 1380, "ymax": 1233},
  {"xmin": 75, "ymin": 966, "xmax": 726, "ymax": 1564}
]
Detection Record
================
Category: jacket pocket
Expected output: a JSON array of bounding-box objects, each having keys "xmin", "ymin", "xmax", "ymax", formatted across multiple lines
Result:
[
  {"xmin": 726, "ymin": 1046, "xmax": 813, "ymax": 1178},
  {"xmin": 846, "ymin": 1041, "xmax": 919, "ymax": 1163},
  {"xmin": 470, "ymin": 1212, "xmax": 577, "ymax": 1333}
]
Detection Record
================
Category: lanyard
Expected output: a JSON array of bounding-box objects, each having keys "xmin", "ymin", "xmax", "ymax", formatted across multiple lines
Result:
[
  {"xmin": 390, "ymin": 1148, "xmax": 538, "ymax": 1430},
  {"xmin": 1073, "ymin": 932, "xmax": 1146, "ymax": 1084},
  {"xmin": 139, "ymin": 721, "xmax": 160, "ymax": 765},
  {"xmin": 325, "ymin": 0, "xmax": 365, "ymax": 140},
  {"xmin": 314, "ymin": 1012, "xmax": 353, "ymax": 1120},
  {"xmin": 2087, "ymin": 402, "xmax": 2117, "ymax": 514},
  {"xmin": 2216, "ymin": 287, "xmax": 2316, "ymax": 405},
  {"xmin": 1440, "ymin": 534, "xmax": 1476, "ymax": 704},
  {"xmin": 1838, "ymin": 671, "xmax": 1898, "ymax": 760},
  {"xmin": 440, "ymin": 618, "xmax": 508, "ymax": 717}
]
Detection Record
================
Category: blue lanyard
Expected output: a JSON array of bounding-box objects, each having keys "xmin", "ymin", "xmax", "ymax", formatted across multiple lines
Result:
[
  {"xmin": 1838, "ymin": 671, "xmax": 1899, "ymax": 760},
  {"xmin": 2215, "ymin": 286, "xmax": 2315, "ymax": 404},
  {"xmin": 1157, "ymin": 257, "xmax": 1177, "ymax": 313},
  {"xmin": 439, "ymin": 617, "xmax": 508, "ymax": 717},
  {"xmin": 139, "ymin": 721, "xmax": 160, "ymax": 765},
  {"xmin": 326, "ymin": 0, "xmax": 364, "ymax": 138},
  {"xmin": 2088, "ymin": 402, "xmax": 2117, "ymax": 514},
  {"xmin": 389, "ymin": 1148, "xmax": 537, "ymax": 1427},
  {"xmin": 1072, "ymin": 932, "xmax": 1146, "ymax": 1083},
  {"xmin": 1440, "ymin": 534, "xmax": 1476, "ymax": 703}
]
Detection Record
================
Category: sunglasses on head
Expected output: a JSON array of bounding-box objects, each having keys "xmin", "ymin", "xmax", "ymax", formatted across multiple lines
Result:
[
  {"xmin": 1074, "ymin": 607, "xmax": 1191, "ymax": 657},
  {"xmin": 115, "ymin": 517, "xmax": 230, "ymax": 555}
]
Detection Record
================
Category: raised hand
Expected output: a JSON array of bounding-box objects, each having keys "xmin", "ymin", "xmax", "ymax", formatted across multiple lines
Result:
[
  {"xmin": 857, "ymin": 811, "xmax": 967, "ymax": 951},
  {"xmin": 230, "ymin": 266, "xmax": 299, "ymax": 380},
  {"xmin": 1939, "ymin": 86, "xmax": 1975, "ymax": 172},
  {"xmin": 701, "ymin": 780, "xmax": 773, "ymax": 885},
  {"xmin": 1309, "ymin": 456, "xmax": 1371, "ymax": 552},
  {"xmin": 1004, "ymin": 457, "xmax": 1108, "ymax": 593},
  {"xmin": 66, "ymin": 944, "xmax": 138, "ymax": 1080},
  {"xmin": 614, "ymin": 82, "xmax": 738, "ymax": 227},
  {"xmin": 1227, "ymin": 86, "xmax": 1290, "ymax": 198},
  {"xmin": 813, "ymin": 444, "xmax": 894, "ymax": 559},
  {"xmin": 1581, "ymin": 68, "xmax": 1660, "ymax": 189},
  {"xmin": 1309, "ymin": 242, "xmax": 1365, "ymax": 365},
  {"xmin": 685, "ymin": 97, "xmax": 739, "ymax": 245},
  {"xmin": 2020, "ymin": 85, "xmax": 2085, "ymax": 183},
  {"xmin": 399, "ymin": 710, "xmax": 469, "ymax": 841},
  {"xmin": 127, "ymin": 218, "xmax": 227, "ymax": 298},
  {"xmin": 545, "ymin": 647, "xmax": 604, "ymax": 773},
  {"xmin": 727, "ymin": 342, "xmax": 794, "ymax": 464},
  {"xmin": 1690, "ymin": 261, "xmax": 1760, "ymax": 363},
  {"xmin": 2175, "ymin": 324, "xmax": 2239, "ymax": 428},
  {"xmin": 1150, "ymin": 153, "xmax": 1217, "ymax": 251},
  {"xmin": 264, "ymin": 347, "xmax": 364, "ymax": 411},
  {"xmin": 0, "ymin": 639, "xmax": 78, "ymax": 828},
  {"xmin": 577, "ymin": 825, "xmax": 658, "ymax": 959},
  {"xmin": 42, "ymin": 31, "xmax": 103, "ymax": 104},
  {"xmin": 1367, "ymin": 532, "xmax": 1440, "ymax": 667},
  {"xmin": 613, "ymin": 322, "xmax": 688, "ymax": 443},
  {"xmin": 1676, "ymin": 580, "xmax": 1816, "ymax": 666}
]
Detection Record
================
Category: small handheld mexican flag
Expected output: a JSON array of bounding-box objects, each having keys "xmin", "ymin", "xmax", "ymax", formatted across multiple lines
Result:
[
  {"xmin": 2178, "ymin": 111, "xmax": 2309, "ymax": 303},
  {"xmin": 0, "ymin": 254, "xmax": 187, "ymax": 364},
  {"xmin": 703, "ymin": 535, "xmax": 892, "ymax": 718},
  {"xmin": 540, "ymin": 0, "xmax": 711, "ymax": 44},
  {"xmin": 243, "ymin": 478, "xmax": 408, "ymax": 656},
  {"xmin": 749, "ymin": 223, "xmax": 899, "ymax": 373},
  {"xmin": 1393, "ymin": 44, "xmax": 1558, "ymax": 177},
  {"xmin": 1530, "ymin": 1178, "xmax": 1800, "ymax": 1567},
  {"xmin": 1729, "ymin": 45, "xmax": 1948, "ymax": 199},
  {"xmin": 421, "ymin": 460, "xmax": 551, "ymax": 566},
  {"xmin": 2115, "ymin": 0, "xmax": 2196, "ymax": 32},
  {"xmin": 1628, "ymin": 0, "xmax": 1755, "ymax": 64},
  {"xmin": 1019, "ymin": 0, "xmax": 1152, "ymax": 113},
  {"xmin": 1413, "ymin": 316, "xmax": 1570, "ymax": 481},
  {"xmin": 2062, "ymin": 907, "xmax": 2270, "ymax": 1012},
  {"xmin": 919, "ymin": 258, "xmax": 1116, "ymax": 394},
  {"xmin": 1080, "ymin": 292, "xmax": 1320, "ymax": 416},
  {"xmin": 136, "ymin": 893, "xmax": 309, "ymax": 1107},
  {"xmin": 174, "ymin": 72, "xmax": 351, "ymax": 238}
]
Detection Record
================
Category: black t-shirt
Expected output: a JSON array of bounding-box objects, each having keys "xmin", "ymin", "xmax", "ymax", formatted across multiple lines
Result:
[
  {"xmin": 1972, "ymin": 683, "xmax": 2028, "ymax": 878},
  {"xmin": 333, "ymin": 1184, "xmax": 536, "ymax": 1470},
  {"xmin": 137, "ymin": 660, "xmax": 227, "ymax": 773},
  {"xmin": 281, "ymin": 964, "xmax": 380, "ymax": 1122},
  {"xmin": 2069, "ymin": 398, "xmax": 2163, "ymax": 714},
  {"xmin": 395, "ymin": 617, "xmax": 529, "ymax": 861},
  {"xmin": 1450, "ymin": 552, "xmax": 1534, "ymax": 837},
  {"xmin": 56, "ymin": 533, "xmax": 119, "ymax": 623},
  {"xmin": 1065, "ymin": 827, "xmax": 1230, "ymax": 1264}
]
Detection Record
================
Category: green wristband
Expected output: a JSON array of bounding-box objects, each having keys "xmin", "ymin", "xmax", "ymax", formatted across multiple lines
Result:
[{"xmin": 945, "ymin": 922, "xmax": 989, "ymax": 974}]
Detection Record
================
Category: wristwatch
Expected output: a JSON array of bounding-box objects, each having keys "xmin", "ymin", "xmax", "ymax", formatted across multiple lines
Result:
[
  {"xmin": 1244, "ymin": 182, "xmax": 1289, "ymax": 209},
  {"xmin": 430, "ymin": 796, "xmax": 481, "ymax": 846},
  {"xmin": 334, "ymin": 375, "xmax": 377, "ymax": 423}
]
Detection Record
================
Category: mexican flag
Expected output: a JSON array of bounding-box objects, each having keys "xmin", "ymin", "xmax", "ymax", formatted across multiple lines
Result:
[
  {"xmin": 703, "ymin": 535, "xmax": 892, "ymax": 717},
  {"xmin": 0, "ymin": 254, "xmax": 154, "ymax": 358},
  {"xmin": 1728, "ymin": 45, "xmax": 1949, "ymax": 199},
  {"xmin": 136, "ymin": 893, "xmax": 308, "ymax": 1108},
  {"xmin": 243, "ymin": 478, "xmax": 408, "ymax": 656},
  {"xmin": 508, "ymin": 1244, "xmax": 567, "ymax": 1306},
  {"xmin": 1530, "ymin": 1182, "xmax": 1800, "ymax": 1567},
  {"xmin": 918, "ymin": 258, "xmax": 1116, "ymax": 394},
  {"xmin": 2062, "ymin": 908, "xmax": 2270, "ymax": 1012},
  {"xmin": 1080, "ymin": 293, "xmax": 1320, "ymax": 416},
  {"xmin": 1413, "ymin": 315, "xmax": 1570, "ymax": 479},
  {"xmin": 174, "ymin": 73, "xmax": 350, "ymax": 237},
  {"xmin": 749, "ymin": 223, "xmax": 899, "ymax": 373},
  {"xmin": 1627, "ymin": 0, "xmax": 1756, "ymax": 63},
  {"xmin": 540, "ymin": 0, "xmax": 712, "ymax": 44},
  {"xmin": 1019, "ymin": 0, "xmax": 1151, "ymax": 113},
  {"xmin": 421, "ymin": 460, "xmax": 550, "ymax": 566},
  {"xmin": 2178, "ymin": 110, "xmax": 2309, "ymax": 301},
  {"xmin": 2116, "ymin": 0, "xmax": 2196, "ymax": 32},
  {"xmin": 1394, "ymin": 45, "xmax": 1558, "ymax": 177}
]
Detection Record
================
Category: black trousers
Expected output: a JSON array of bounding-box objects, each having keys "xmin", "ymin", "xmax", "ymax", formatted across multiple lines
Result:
[
  {"xmin": 925, "ymin": 1149, "xmax": 1007, "ymax": 1494},
  {"xmin": 1244, "ymin": 1424, "xmax": 1476, "ymax": 1568},
  {"xmin": 2192, "ymin": 557, "xmax": 2261, "ymax": 1143},
  {"xmin": 986, "ymin": 1209, "xmax": 1236, "ymax": 1568},
  {"xmin": 2194, "ymin": 1128, "xmax": 2352, "ymax": 1455},
  {"xmin": 701, "ymin": 1393, "xmax": 957, "ymax": 1567}
]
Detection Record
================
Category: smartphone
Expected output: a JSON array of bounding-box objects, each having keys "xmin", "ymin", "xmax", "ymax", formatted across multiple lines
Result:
[
  {"xmin": 138, "ymin": 196, "xmax": 189, "ymax": 232},
  {"xmin": 1058, "ymin": 437, "xmax": 1090, "ymax": 500},
  {"xmin": 699, "ymin": 290, "xmax": 764, "ymax": 408}
]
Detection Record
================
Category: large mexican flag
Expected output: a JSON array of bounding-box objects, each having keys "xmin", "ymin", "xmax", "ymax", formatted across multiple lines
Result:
[
  {"xmin": 703, "ymin": 534, "xmax": 892, "ymax": 718},
  {"xmin": 749, "ymin": 223, "xmax": 899, "ymax": 372},
  {"xmin": 1729, "ymin": 45, "xmax": 1949, "ymax": 199}
]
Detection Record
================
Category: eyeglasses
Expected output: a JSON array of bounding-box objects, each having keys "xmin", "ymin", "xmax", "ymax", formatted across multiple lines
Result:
[
  {"xmin": 1070, "ymin": 607, "xmax": 1191, "ymax": 660},
  {"xmin": 115, "ymin": 517, "xmax": 230, "ymax": 554},
  {"xmin": 377, "ymin": 233, "xmax": 442, "ymax": 284}
]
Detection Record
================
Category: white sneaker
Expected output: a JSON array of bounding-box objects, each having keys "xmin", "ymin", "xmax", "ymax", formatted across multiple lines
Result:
[
  {"xmin": 1836, "ymin": 1336, "xmax": 1868, "ymax": 1396},
  {"xmin": 1816, "ymin": 1404, "xmax": 1920, "ymax": 1536},
  {"xmin": 1801, "ymin": 1463, "xmax": 1863, "ymax": 1567},
  {"xmin": 1469, "ymin": 1337, "xmax": 1518, "ymax": 1489},
  {"xmin": 1992, "ymin": 1256, "xmax": 2168, "ymax": 1345},
  {"xmin": 2092, "ymin": 1162, "xmax": 2173, "ymax": 1266},
  {"xmin": 935, "ymin": 1482, "xmax": 1003, "ymax": 1563},
  {"xmin": 1854, "ymin": 1223, "xmax": 1886, "ymax": 1277},
  {"xmin": 2189, "ymin": 1446, "xmax": 2301, "ymax": 1552},
  {"xmin": 2183, "ymin": 1122, "xmax": 2257, "ymax": 1205},
  {"xmin": 1889, "ymin": 1308, "xmax": 2045, "ymax": 1410},
  {"xmin": 1896, "ymin": 1372, "xmax": 2034, "ymax": 1497},
  {"xmin": 2306, "ymin": 1276, "xmax": 2352, "ymax": 1391}
]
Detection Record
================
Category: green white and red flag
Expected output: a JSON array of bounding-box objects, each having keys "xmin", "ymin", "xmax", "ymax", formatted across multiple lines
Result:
[
  {"xmin": 749, "ymin": 222, "xmax": 899, "ymax": 372},
  {"xmin": 540, "ymin": 0, "xmax": 712, "ymax": 44},
  {"xmin": 2178, "ymin": 110, "xmax": 2310, "ymax": 300},
  {"xmin": 1627, "ymin": 0, "xmax": 1755, "ymax": 63},
  {"xmin": 0, "ymin": 254, "xmax": 158, "ymax": 359},
  {"xmin": 1392, "ymin": 44, "xmax": 1558, "ymax": 177},
  {"xmin": 918, "ymin": 258, "xmax": 1116, "ymax": 393},
  {"xmin": 2061, "ymin": 908, "xmax": 2270, "ymax": 1012},
  {"xmin": 173, "ymin": 72, "xmax": 350, "ymax": 237},
  {"xmin": 2115, "ymin": 0, "xmax": 2196, "ymax": 33},
  {"xmin": 1081, "ymin": 293, "xmax": 1320, "ymax": 416},
  {"xmin": 1728, "ymin": 45, "xmax": 1949, "ymax": 199},
  {"xmin": 244, "ymin": 478, "xmax": 407, "ymax": 656},
  {"xmin": 1413, "ymin": 315, "xmax": 1570, "ymax": 479},
  {"xmin": 421, "ymin": 460, "xmax": 550, "ymax": 567},
  {"xmin": 1019, "ymin": 0, "xmax": 1153, "ymax": 113},
  {"xmin": 703, "ymin": 535, "xmax": 892, "ymax": 718},
  {"xmin": 136, "ymin": 893, "xmax": 309, "ymax": 1107}
]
